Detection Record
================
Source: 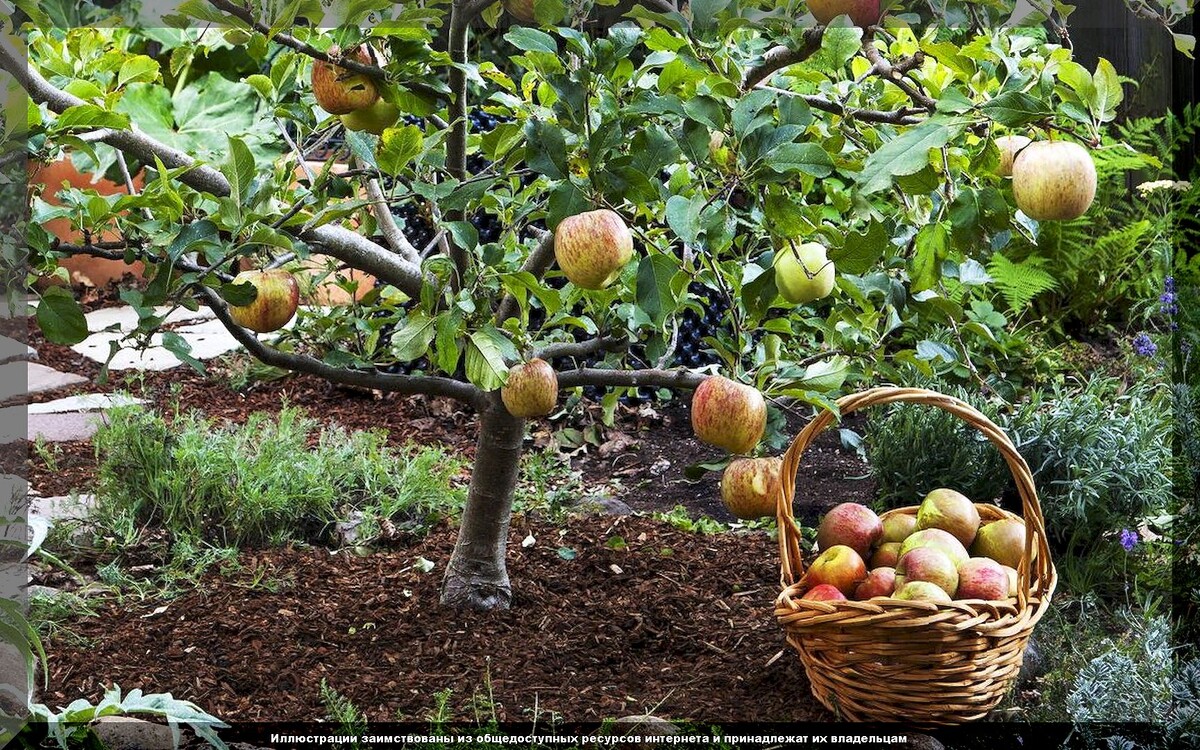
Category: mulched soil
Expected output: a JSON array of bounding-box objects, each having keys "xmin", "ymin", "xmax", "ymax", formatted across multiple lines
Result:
[{"xmin": 43, "ymin": 515, "xmax": 827, "ymax": 724}]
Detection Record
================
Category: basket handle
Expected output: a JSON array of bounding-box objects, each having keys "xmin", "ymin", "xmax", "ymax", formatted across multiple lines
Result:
[{"xmin": 777, "ymin": 386, "xmax": 1053, "ymax": 609}]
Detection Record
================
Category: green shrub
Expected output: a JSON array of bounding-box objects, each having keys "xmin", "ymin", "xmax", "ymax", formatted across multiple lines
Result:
[{"xmin": 93, "ymin": 405, "xmax": 466, "ymax": 547}]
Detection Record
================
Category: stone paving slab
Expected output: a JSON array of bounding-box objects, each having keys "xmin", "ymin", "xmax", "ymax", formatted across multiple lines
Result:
[
  {"xmin": 27, "ymin": 393, "xmax": 145, "ymax": 414},
  {"xmin": 71, "ymin": 319, "xmax": 244, "ymax": 370},
  {"xmin": 14, "ymin": 362, "xmax": 89, "ymax": 398},
  {"xmin": 27, "ymin": 412, "xmax": 105, "ymax": 442}
]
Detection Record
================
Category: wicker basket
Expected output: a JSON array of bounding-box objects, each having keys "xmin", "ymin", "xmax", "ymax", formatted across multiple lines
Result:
[{"xmin": 775, "ymin": 387, "xmax": 1057, "ymax": 726}]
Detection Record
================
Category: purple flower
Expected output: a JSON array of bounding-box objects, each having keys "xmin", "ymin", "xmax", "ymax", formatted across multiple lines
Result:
[
  {"xmin": 1119, "ymin": 529, "xmax": 1138, "ymax": 551},
  {"xmin": 1165, "ymin": 276, "xmax": 1175, "ymax": 294},
  {"xmin": 1132, "ymin": 333, "xmax": 1157, "ymax": 357}
]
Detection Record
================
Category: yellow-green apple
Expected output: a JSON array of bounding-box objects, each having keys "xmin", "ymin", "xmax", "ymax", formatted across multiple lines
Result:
[
  {"xmin": 1001, "ymin": 565, "xmax": 1019, "ymax": 596},
  {"xmin": 1012, "ymin": 140, "xmax": 1097, "ymax": 221},
  {"xmin": 805, "ymin": 544, "xmax": 867, "ymax": 596},
  {"xmin": 816, "ymin": 502, "xmax": 883, "ymax": 558},
  {"xmin": 853, "ymin": 567, "xmax": 896, "ymax": 600},
  {"xmin": 899, "ymin": 528, "xmax": 969, "ymax": 568},
  {"xmin": 501, "ymin": 0, "xmax": 536, "ymax": 23},
  {"xmin": 869, "ymin": 542, "xmax": 901, "ymax": 569},
  {"xmin": 501, "ymin": 358, "xmax": 558, "ymax": 418},
  {"xmin": 895, "ymin": 547, "xmax": 958, "ymax": 597},
  {"xmin": 802, "ymin": 584, "xmax": 847, "ymax": 602},
  {"xmin": 774, "ymin": 241, "xmax": 836, "ymax": 304},
  {"xmin": 996, "ymin": 134, "xmax": 1032, "ymax": 177},
  {"xmin": 970, "ymin": 518, "xmax": 1027, "ymax": 569},
  {"xmin": 341, "ymin": 99, "xmax": 400, "ymax": 135},
  {"xmin": 721, "ymin": 457, "xmax": 782, "ymax": 520},
  {"xmin": 709, "ymin": 131, "xmax": 736, "ymax": 171},
  {"xmin": 957, "ymin": 557, "xmax": 1011, "ymax": 600},
  {"xmin": 893, "ymin": 580, "xmax": 953, "ymax": 604},
  {"xmin": 915, "ymin": 488, "xmax": 981, "ymax": 547},
  {"xmin": 311, "ymin": 45, "xmax": 379, "ymax": 115},
  {"xmin": 553, "ymin": 209, "xmax": 634, "ymax": 290},
  {"xmin": 690, "ymin": 375, "xmax": 767, "ymax": 454},
  {"xmin": 808, "ymin": 0, "xmax": 881, "ymax": 26},
  {"xmin": 227, "ymin": 270, "xmax": 300, "ymax": 333},
  {"xmin": 880, "ymin": 512, "xmax": 917, "ymax": 544}
]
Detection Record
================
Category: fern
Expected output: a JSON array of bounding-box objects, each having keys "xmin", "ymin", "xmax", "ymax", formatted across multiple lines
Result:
[{"xmin": 988, "ymin": 252, "xmax": 1058, "ymax": 310}]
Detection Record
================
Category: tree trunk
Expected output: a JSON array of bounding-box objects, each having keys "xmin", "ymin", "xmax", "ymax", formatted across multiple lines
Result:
[{"xmin": 440, "ymin": 395, "xmax": 524, "ymax": 609}]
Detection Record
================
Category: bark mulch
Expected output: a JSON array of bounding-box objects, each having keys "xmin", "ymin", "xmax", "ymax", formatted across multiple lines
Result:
[{"xmin": 44, "ymin": 515, "xmax": 829, "ymax": 724}]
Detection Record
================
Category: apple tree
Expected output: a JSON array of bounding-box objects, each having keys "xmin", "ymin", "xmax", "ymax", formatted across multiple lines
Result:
[{"xmin": 3, "ymin": 0, "xmax": 1158, "ymax": 609}]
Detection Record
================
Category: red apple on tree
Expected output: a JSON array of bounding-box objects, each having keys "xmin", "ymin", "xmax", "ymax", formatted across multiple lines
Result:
[
  {"xmin": 553, "ymin": 209, "xmax": 634, "ymax": 290},
  {"xmin": 970, "ymin": 518, "xmax": 1028, "ymax": 569},
  {"xmin": 808, "ymin": 0, "xmax": 881, "ymax": 27},
  {"xmin": 956, "ymin": 557, "xmax": 1011, "ymax": 600},
  {"xmin": 227, "ymin": 270, "xmax": 300, "ymax": 334},
  {"xmin": 853, "ymin": 566, "xmax": 896, "ymax": 600},
  {"xmin": 774, "ymin": 241, "xmax": 836, "ymax": 304},
  {"xmin": 915, "ymin": 488, "xmax": 981, "ymax": 548},
  {"xmin": 816, "ymin": 502, "xmax": 883, "ymax": 558},
  {"xmin": 1011, "ymin": 140, "xmax": 1097, "ymax": 221},
  {"xmin": 311, "ymin": 45, "xmax": 379, "ymax": 115},
  {"xmin": 501, "ymin": 358, "xmax": 558, "ymax": 418},
  {"xmin": 721, "ymin": 457, "xmax": 783, "ymax": 520},
  {"xmin": 691, "ymin": 375, "xmax": 767, "ymax": 455},
  {"xmin": 804, "ymin": 544, "xmax": 868, "ymax": 595},
  {"xmin": 895, "ymin": 547, "xmax": 959, "ymax": 597},
  {"xmin": 802, "ymin": 584, "xmax": 848, "ymax": 602}
]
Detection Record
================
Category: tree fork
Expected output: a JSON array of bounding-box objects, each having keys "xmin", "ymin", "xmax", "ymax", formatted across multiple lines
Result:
[{"xmin": 441, "ymin": 394, "xmax": 526, "ymax": 610}]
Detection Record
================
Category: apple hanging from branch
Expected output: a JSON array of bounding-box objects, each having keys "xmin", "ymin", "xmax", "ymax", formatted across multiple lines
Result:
[
  {"xmin": 1011, "ymin": 140, "xmax": 1097, "ymax": 221},
  {"xmin": 720, "ymin": 457, "xmax": 783, "ymax": 520},
  {"xmin": 341, "ymin": 100, "xmax": 401, "ymax": 135},
  {"xmin": 227, "ymin": 270, "xmax": 301, "ymax": 334},
  {"xmin": 807, "ymin": 0, "xmax": 881, "ymax": 27},
  {"xmin": 774, "ymin": 241, "xmax": 836, "ymax": 304},
  {"xmin": 553, "ymin": 209, "xmax": 634, "ymax": 290},
  {"xmin": 501, "ymin": 358, "xmax": 558, "ymax": 418},
  {"xmin": 691, "ymin": 375, "xmax": 767, "ymax": 455},
  {"xmin": 311, "ymin": 45, "xmax": 380, "ymax": 115}
]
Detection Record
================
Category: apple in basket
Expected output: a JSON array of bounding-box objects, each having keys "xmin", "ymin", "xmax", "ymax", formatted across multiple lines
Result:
[
  {"xmin": 899, "ymin": 527, "xmax": 969, "ymax": 568},
  {"xmin": 816, "ymin": 502, "xmax": 882, "ymax": 558},
  {"xmin": 801, "ymin": 584, "xmax": 847, "ymax": 602},
  {"xmin": 893, "ymin": 580, "xmax": 953, "ymax": 604},
  {"xmin": 869, "ymin": 542, "xmax": 901, "ymax": 569},
  {"xmin": 805, "ymin": 544, "xmax": 867, "ymax": 596},
  {"xmin": 853, "ymin": 567, "xmax": 896, "ymax": 600},
  {"xmin": 915, "ymin": 488, "xmax": 981, "ymax": 547},
  {"xmin": 970, "ymin": 518, "xmax": 1027, "ymax": 569},
  {"xmin": 1002, "ymin": 565, "xmax": 1019, "ymax": 596},
  {"xmin": 957, "ymin": 557, "xmax": 1011, "ymax": 601},
  {"xmin": 895, "ymin": 547, "xmax": 959, "ymax": 598},
  {"xmin": 880, "ymin": 512, "xmax": 917, "ymax": 544}
]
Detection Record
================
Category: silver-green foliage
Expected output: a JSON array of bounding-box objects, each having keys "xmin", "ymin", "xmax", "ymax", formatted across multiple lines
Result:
[
  {"xmin": 93, "ymin": 405, "xmax": 467, "ymax": 547},
  {"xmin": 28, "ymin": 685, "xmax": 229, "ymax": 750}
]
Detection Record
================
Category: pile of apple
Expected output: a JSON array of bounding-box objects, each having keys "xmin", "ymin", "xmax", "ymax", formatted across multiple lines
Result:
[{"xmin": 798, "ymin": 489, "xmax": 1028, "ymax": 605}]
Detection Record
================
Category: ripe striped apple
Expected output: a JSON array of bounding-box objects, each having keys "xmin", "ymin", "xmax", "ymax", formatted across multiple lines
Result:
[
  {"xmin": 774, "ymin": 241, "xmax": 835, "ymax": 304},
  {"xmin": 805, "ymin": 544, "xmax": 867, "ymax": 596},
  {"xmin": 802, "ymin": 584, "xmax": 847, "ymax": 602},
  {"xmin": 869, "ymin": 542, "xmax": 901, "ymax": 569},
  {"xmin": 880, "ymin": 513, "xmax": 917, "ymax": 544},
  {"xmin": 808, "ymin": 0, "xmax": 881, "ymax": 27},
  {"xmin": 996, "ymin": 134, "xmax": 1032, "ymax": 177},
  {"xmin": 895, "ymin": 547, "xmax": 958, "ymax": 597},
  {"xmin": 853, "ymin": 566, "xmax": 896, "ymax": 600},
  {"xmin": 1012, "ymin": 140, "xmax": 1097, "ymax": 221},
  {"xmin": 721, "ymin": 457, "xmax": 783, "ymax": 520},
  {"xmin": 501, "ymin": 358, "xmax": 558, "ymax": 418},
  {"xmin": 227, "ymin": 270, "xmax": 300, "ymax": 334},
  {"xmin": 915, "ymin": 488, "xmax": 981, "ymax": 547},
  {"xmin": 553, "ymin": 209, "xmax": 634, "ymax": 290},
  {"xmin": 311, "ymin": 45, "xmax": 379, "ymax": 115},
  {"xmin": 957, "ymin": 557, "xmax": 1011, "ymax": 600},
  {"xmin": 816, "ymin": 502, "xmax": 882, "ymax": 558},
  {"xmin": 690, "ymin": 375, "xmax": 767, "ymax": 455},
  {"xmin": 898, "ymin": 528, "xmax": 969, "ymax": 568},
  {"xmin": 894, "ymin": 580, "xmax": 952, "ymax": 604}
]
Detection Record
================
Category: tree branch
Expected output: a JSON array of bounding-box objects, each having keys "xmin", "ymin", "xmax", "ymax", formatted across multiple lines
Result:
[
  {"xmin": 860, "ymin": 41, "xmax": 937, "ymax": 112},
  {"xmin": 533, "ymin": 335, "xmax": 628, "ymax": 362},
  {"xmin": 494, "ymin": 228, "xmax": 554, "ymax": 325},
  {"xmin": 51, "ymin": 241, "xmax": 235, "ymax": 281},
  {"xmin": 444, "ymin": 0, "xmax": 474, "ymax": 289},
  {"xmin": 361, "ymin": 167, "xmax": 422, "ymax": 265},
  {"xmin": 0, "ymin": 36, "xmax": 429, "ymax": 300},
  {"xmin": 557, "ymin": 367, "xmax": 707, "ymax": 391},
  {"xmin": 755, "ymin": 86, "xmax": 922, "ymax": 124},
  {"xmin": 193, "ymin": 285, "xmax": 488, "ymax": 408},
  {"xmin": 741, "ymin": 27, "xmax": 826, "ymax": 91}
]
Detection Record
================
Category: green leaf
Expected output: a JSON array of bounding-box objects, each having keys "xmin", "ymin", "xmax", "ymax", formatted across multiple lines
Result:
[
  {"xmin": 244, "ymin": 74, "xmax": 275, "ymax": 100},
  {"xmin": 35, "ymin": 287, "xmax": 88, "ymax": 345},
  {"xmin": 635, "ymin": 253, "xmax": 682, "ymax": 329},
  {"xmin": 162, "ymin": 331, "xmax": 206, "ymax": 374},
  {"xmin": 376, "ymin": 125, "xmax": 423, "ymax": 177},
  {"xmin": 504, "ymin": 27, "xmax": 558, "ymax": 53},
  {"xmin": 466, "ymin": 327, "xmax": 518, "ymax": 391},
  {"xmin": 910, "ymin": 222, "xmax": 950, "ymax": 293},
  {"xmin": 858, "ymin": 117, "xmax": 965, "ymax": 195},
  {"xmin": 524, "ymin": 119, "xmax": 568, "ymax": 179},
  {"xmin": 766, "ymin": 142, "xmax": 834, "ymax": 178},
  {"xmin": 390, "ymin": 314, "xmax": 437, "ymax": 362},
  {"xmin": 434, "ymin": 311, "xmax": 463, "ymax": 375},
  {"xmin": 1173, "ymin": 33, "xmax": 1195, "ymax": 58},
  {"xmin": 556, "ymin": 546, "xmax": 577, "ymax": 560},
  {"xmin": 689, "ymin": 0, "xmax": 730, "ymax": 30},
  {"xmin": 665, "ymin": 195, "xmax": 703, "ymax": 244},
  {"xmin": 831, "ymin": 221, "xmax": 888, "ymax": 275},
  {"xmin": 915, "ymin": 340, "xmax": 957, "ymax": 364},
  {"xmin": 222, "ymin": 136, "xmax": 256, "ymax": 208},
  {"xmin": 220, "ymin": 280, "xmax": 258, "ymax": 306},
  {"xmin": 981, "ymin": 91, "xmax": 1053, "ymax": 128},
  {"xmin": 53, "ymin": 104, "xmax": 131, "ymax": 131},
  {"xmin": 1091, "ymin": 58, "xmax": 1123, "ymax": 122},
  {"xmin": 118, "ymin": 55, "xmax": 160, "ymax": 87}
]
